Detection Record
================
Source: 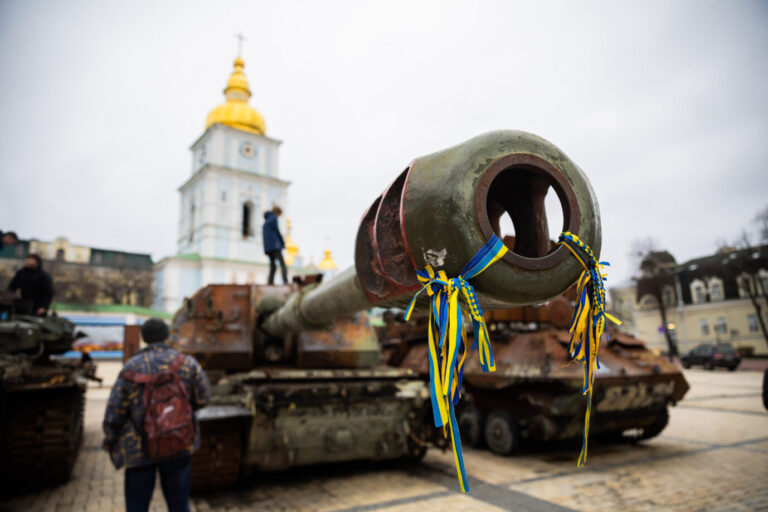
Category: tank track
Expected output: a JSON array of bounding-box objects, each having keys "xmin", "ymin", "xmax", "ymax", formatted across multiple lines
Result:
[
  {"xmin": 190, "ymin": 418, "xmax": 242, "ymax": 492},
  {"xmin": 0, "ymin": 386, "xmax": 85, "ymax": 489}
]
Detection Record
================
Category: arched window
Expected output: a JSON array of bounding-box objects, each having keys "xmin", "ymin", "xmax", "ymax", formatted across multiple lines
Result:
[
  {"xmin": 56, "ymin": 248, "xmax": 65, "ymax": 261},
  {"xmin": 639, "ymin": 294, "xmax": 657, "ymax": 310},
  {"xmin": 708, "ymin": 278, "xmax": 724, "ymax": 302},
  {"xmin": 189, "ymin": 200, "xmax": 196, "ymax": 244},
  {"xmin": 759, "ymin": 270, "xmax": 768, "ymax": 296},
  {"xmin": 242, "ymin": 201, "xmax": 254, "ymax": 238},
  {"xmin": 737, "ymin": 274, "xmax": 755, "ymax": 298},
  {"xmin": 690, "ymin": 279, "xmax": 705, "ymax": 304}
]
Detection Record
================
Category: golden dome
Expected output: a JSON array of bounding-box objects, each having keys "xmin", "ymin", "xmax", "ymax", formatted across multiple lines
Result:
[
  {"xmin": 205, "ymin": 57, "xmax": 266, "ymax": 135},
  {"xmin": 318, "ymin": 249, "xmax": 338, "ymax": 270},
  {"xmin": 284, "ymin": 218, "xmax": 300, "ymax": 266}
]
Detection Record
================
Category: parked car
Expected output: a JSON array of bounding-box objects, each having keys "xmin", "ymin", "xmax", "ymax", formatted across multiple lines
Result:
[{"xmin": 681, "ymin": 344, "xmax": 741, "ymax": 371}]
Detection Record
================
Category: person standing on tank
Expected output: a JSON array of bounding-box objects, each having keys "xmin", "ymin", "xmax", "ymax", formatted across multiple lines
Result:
[
  {"xmin": 7, "ymin": 254, "xmax": 53, "ymax": 316},
  {"xmin": 102, "ymin": 318, "xmax": 210, "ymax": 512},
  {"xmin": 263, "ymin": 206, "xmax": 288, "ymax": 285}
]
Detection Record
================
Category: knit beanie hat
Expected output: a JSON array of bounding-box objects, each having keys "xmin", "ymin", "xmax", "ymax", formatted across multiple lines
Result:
[{"xmin": 141, "ymin": 318, "xmax": 169, "ymax": 343}]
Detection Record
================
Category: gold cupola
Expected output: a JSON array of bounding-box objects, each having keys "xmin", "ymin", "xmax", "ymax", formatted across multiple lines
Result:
[
  {"xmin": 205, "ymin": 56, "xmax": 266, "ymax": 135},
  {"xmin": 283, "ymin": 218, "xmax": 300, "ymax": 266},
  {"xmin": 318, "ymin": 249, "xmax": 338, "ymax": 271}
]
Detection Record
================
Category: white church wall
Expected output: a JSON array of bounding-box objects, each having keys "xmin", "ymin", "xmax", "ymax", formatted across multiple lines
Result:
[
  {"xmin": 178, "ymin": 267, "xmax": 202, "ymax": 303},
  {"xmin": 153, "ymin": 269, "xmax": 164, "ymax": 311}
]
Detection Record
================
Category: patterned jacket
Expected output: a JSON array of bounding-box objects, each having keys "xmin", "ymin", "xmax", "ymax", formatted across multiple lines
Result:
[{"xmin": 102, "ymin": 343, "xmax": 210, "ymax": 469}]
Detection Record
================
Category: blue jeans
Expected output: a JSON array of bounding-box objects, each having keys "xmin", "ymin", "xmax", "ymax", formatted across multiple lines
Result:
[{"xmin": 124, "ymin": 457, "xmax": 191, "ymax": 512}]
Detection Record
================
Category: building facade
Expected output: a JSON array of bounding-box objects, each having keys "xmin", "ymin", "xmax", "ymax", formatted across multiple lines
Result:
[
  {"xmin": 0, "ymin": 237, "xmax": 154, "ymax": 308},
  {"xmin": 610, "ymin": 246, "xmax": 768, "ymax": 356},
  {"xmin": 154, "ymin": 53, "xmax": 308, "ymax": 313}
]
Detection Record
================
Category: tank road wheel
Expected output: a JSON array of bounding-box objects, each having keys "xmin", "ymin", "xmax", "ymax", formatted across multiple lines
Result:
[
  {"xmin": 484, "ymin": 411, "xmax": 519, "ymax": 455},
  {"xmin": 624, "ymin": 407, "xmax": 670, "ymax": 442},
  {"xmin": 190, "ymin": 419, "xmax": 242, "ymax": 492},
  {"xmin": 458, "ymin": 406, "xmax": 484, "ymax": 448}
]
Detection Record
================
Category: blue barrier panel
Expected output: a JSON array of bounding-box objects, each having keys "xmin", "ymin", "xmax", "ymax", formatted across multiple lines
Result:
[{"xmin": 58, "ymin": 350, "xmax": 124, "ymax": 360}]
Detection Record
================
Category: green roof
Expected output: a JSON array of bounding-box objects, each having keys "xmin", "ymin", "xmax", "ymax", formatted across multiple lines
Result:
[
  {"xmin": 174, "ymin": 253, "xmax": 202, "ymax": 261},
  {"xmin": 51, "ymin": 302, "xmax": 173, "ymax": 319},
  {"xmin": 168, "ymin": 253, "xmax": 319, "ymax": 273}
]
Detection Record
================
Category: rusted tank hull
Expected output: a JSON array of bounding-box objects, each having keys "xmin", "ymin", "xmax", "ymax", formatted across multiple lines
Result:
[
  {"xmin": 172, "ymin": 285, "xmax": 431, "ymax": 491},
  {"xmin": 172, "ymin": 284, "xmax": 384, "ymax": 372},
  {"xmin": 384, "ymin": 317, "xmax": 689, "ymax": 454},
  {"xmin": 190, "ymin": 368, "xmax": 429, "ymax": 491}
]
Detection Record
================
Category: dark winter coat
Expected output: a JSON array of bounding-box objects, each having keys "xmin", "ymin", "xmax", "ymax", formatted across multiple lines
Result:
[
  {"xmin": 102, "ymin": 343, "xmax": 210, "ymax": 469},
  {"xmin": 262, "ymin": 211, "xmax": 285, "ymax": 254},
  {"xmin": 7, "ymin": 264, "xmax": 54, "ymax": 312}
]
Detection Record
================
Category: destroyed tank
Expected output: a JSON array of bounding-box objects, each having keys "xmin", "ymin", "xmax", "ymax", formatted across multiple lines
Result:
[
  {"xmin": 379, "ymin": 292, "xmax": 690, "ymax": 456},
  {"xmin": 170, "ymin": 130, "xmax": 604, "ymax": 490},
  {"xmin": 0, "ymin": 293, "xmax": 96, "ymax": 490}
]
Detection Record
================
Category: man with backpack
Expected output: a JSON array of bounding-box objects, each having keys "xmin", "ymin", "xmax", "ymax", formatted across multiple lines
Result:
[{"xmin": 103, "ymin": 318, "xmax": 211, "ymax": 512}]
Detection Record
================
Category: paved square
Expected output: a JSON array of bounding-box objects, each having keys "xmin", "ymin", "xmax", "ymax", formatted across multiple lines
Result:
[{"xmin": 3, "ymin": 366, "xmax": 766, "ymax": 511}]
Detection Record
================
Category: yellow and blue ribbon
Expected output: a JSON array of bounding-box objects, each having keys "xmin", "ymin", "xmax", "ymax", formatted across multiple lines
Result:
[
  {"xmin": 404, "ymin": 234, "xmax": 508, "ymax": 492},
  {"xmin": 557, "ymin": 231, "xmax": 621, "ymax": 466}
]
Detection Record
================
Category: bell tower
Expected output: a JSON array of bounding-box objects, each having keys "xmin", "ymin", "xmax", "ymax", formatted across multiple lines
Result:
[{"xmin": 154, "ymin": 50, "xmax": 294, "ymax": 312}]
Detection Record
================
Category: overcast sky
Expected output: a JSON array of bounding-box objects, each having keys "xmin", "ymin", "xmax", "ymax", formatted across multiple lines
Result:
[{"xmin": 1, "ymin": 0, "xmax": 766, "ymax": 288}]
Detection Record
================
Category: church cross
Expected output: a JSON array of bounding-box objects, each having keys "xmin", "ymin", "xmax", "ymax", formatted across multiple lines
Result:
[{"xmin": 235, "ymin": 32, "xmax": 246, "ymax": 57}]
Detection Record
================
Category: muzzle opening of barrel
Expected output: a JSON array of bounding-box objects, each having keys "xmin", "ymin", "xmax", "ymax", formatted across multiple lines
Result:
[{"xmin": 475, "ymin": 155, "xmax": 580, "ymax": 270}]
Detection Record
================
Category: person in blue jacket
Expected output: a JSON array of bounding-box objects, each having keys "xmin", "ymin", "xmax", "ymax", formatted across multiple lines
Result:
[{"xmin": 262, "ymin": 206, "xmax": 288, "ymax": 285}]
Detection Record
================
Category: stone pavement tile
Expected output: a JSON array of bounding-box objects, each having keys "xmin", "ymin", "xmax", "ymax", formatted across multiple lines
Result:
[
  {"xmin": 681, "ymin": 369, "xmax": 761, "ymax": 398},
  {"xmin": 737, "ymin": 439, "xmax": 768, "ymax": 454},
  {"xmin": 387, "ymin": 493, "xmax": 509, "ymax": 512},
  {"xmin": 195, "ymin": 470, "xmax": 447, "ymax": 512},
  {"xmin": 313, "ymin": 473, "xmax": 445, "ymax": 511},
  {"xmin": 677, "ymin": 395, "xmax": 767, "ymax": 414},
  {"xmin": 426, "ymin": 447, "xmax": 558, "ymax": 485},
  {"xmin": 662, "ymin": 405, "xmax": 768, "ymax": 445},
  {"xmin": 508, "ymin": 446, "xmax": 768, "ymax": 512}
]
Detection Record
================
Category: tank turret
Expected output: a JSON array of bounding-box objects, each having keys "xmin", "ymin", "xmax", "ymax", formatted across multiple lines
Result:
[
  {"xmin": 0, "ymin": 292, "xmax": 96, "ymax": 491},
  {"xmin": 0, "ymin": 293, "xmax": 83, "ymax": 356}
]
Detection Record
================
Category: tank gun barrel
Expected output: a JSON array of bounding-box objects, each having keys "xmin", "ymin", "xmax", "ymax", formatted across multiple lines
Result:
[{"xmin": 262, "ymin": 130, "xmax": 601, "ymax": 338}]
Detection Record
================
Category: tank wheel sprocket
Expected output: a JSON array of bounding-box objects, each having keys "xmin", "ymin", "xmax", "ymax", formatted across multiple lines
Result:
[
  {"xmin": 458, "ymin": 406, "xmax": 484, "ymax": 448},
  {"xmin": 484, "ymin": 411, "xmax": 519, "ymax": 455}
]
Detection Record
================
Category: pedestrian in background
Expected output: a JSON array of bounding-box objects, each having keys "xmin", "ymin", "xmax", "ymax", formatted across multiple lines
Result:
[
  {"xmin": 7, "ymin": 253, "xmax": 53, "ymax": 316},
  {"xmin": 0, "ymin": 230, "xmax": 18, "ymax": 251},
  {"xmin": 103, "ymin": 318, "xmax": 210, "ymax": 512},
  {"xmin": 262, "ymin": 205, "xmax": 288, "ymax": 285}
]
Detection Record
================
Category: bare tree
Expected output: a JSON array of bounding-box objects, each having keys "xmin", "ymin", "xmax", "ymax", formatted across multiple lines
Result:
[
  {"xmin": 754, "ymin": 205, "xmax": 768, "ymax": 244},
  {"xmin": 628, "ymin": 237, "xmax": 660, "ymax": 275},
  {"xmin": 633, "ymin": 241, "xmax": 679, "ymax": 361},
  {"xmin": 99, "ymin": 265, "xmax": 153, "ymax": 306},
  {"xmin": 731, "ymin": 230, "xmax": 768, "ymax": 348}
]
